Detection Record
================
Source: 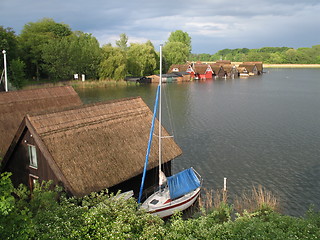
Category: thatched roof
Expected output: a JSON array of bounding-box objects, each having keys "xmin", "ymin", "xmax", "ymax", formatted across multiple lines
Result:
[
  {"xmin": 168, "ymin": 64, "xmax": 193, "ymax": 73},
  {"xmin": 193, "ymin": 64, "xmax": 210, "ymax": 74},
  {"xmin": 243, "ymin": 62, "xmax": 263, "ymax": 72},
  {"xmin": 10, "ymin": 97, "xmax": 182, "ymax": 197},
  {"xmin": 220, "ymin": 64, "xmax": 232, "ymax": 72},
  {"xmin": 210, "ymin": 64, "xmax": 224, "ymax": 73},
  {"xmin": 239, "ymin": 63, "xmax": 257, "ymax": 73},
  {"xmin": 237, "ymin": 67, "xmax": 247, "ymax": 73},
  {"xmin": 0, "ymin": 86, "xmax": 82, "ymax": 157}
]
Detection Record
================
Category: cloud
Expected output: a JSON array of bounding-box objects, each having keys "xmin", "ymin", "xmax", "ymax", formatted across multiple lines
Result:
[{"xmin": 1, "ymin": 0, "xmax": 320, "ymax": 53}]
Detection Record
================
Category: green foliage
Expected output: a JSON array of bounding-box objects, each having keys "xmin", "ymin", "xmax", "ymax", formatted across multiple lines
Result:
[
  {"xmin": 2, "ymin": 174, "xmax": 320, "ymax": 239},
  {"xmin": 0, "ymin": 172, "xmax": 15, "ymax": 216},
  {"xmin": 19, "ymin": 18, "xmax": 72, "ymax": 80},
  {"xmin": 167, "ymin": 30, "xmax": 192, "ymax": 53},
  {"xmin": 75, "ymin": 193, "xmax": 165, "ymax": 239},
  {"xmin": 116, "ymin": 33, "xmax": 128, "ymax": 51},
  {"xmin": 0, "ymin": 26, "xmax": 19, "ymax": 63},
  {"xmin": 41, "ymin": 37, "xmax": 74, "ymax": 80},
  {"xmin": 68, "ymin": 32, "xmax": 101, "ymax": 79},
  {"xmin": 0, "ymin": 175, "xmax": 34, "ymax": 240},
  {"xmin": 221, "ymin": 211, "xmax": 320, "ymax": 240},
  {"xmin": 163, "ymin": 30, "xmax": 192, "ymax": 71},
  {"xmin": 9, "ymin": 58, "xmax": 26, "ymax": 89},
  {"xmin": 163, "ymin": 42, "xmax": 190, "ymax": 71},
  {"xmin": 127, "ymin": 42, "xmax": 157, "ymax": 76},
  {"xmin": 41, "ymin": 31, "xmax": 101, "ymax": 80},
  {"xmin": 192, "ymin": 45, "xmax": 320, "ymax": 64},
  {"xmin": 99, "ymin": 44, "xmax": 127, "ymax": 80}
]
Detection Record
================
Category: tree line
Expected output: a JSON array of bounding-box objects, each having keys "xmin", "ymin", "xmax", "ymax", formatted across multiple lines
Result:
[
  {"xmin": 1, "ymin": 18, "xmax": 320, "ymax": 89},
  {"xmin": 0, "ymin": 18, "xmax": 191, "ymax": 89},
  {"xmin": 190, "ymin": 46, "xmax": 320, "ymax": 64}
]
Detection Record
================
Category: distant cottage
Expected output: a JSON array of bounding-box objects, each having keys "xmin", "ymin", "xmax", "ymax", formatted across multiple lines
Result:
[
  {"xmin": 193, "ymin": 63, "xmax": 213, "ymax": 80},
  {"xmin": 210, "ymin": 64, "xmax": 226, "ymax": 78},
  {"xmin": 168, "ymin": 64, "xmax": 196, "ymax": 79},
  {"xmin": 238, "ymin": 63, "xmax": 259, "ymax": 75},
  {"xmin": 1, "ymin": 97, "xmax": 182, "ymax": 197},
  {"xmin": 243, "ymin": 62, "xmax": 264, "ymax": 74},
  {"xmin": 0, "ymin": 86, "xmax": 82, "ymax": 158}
]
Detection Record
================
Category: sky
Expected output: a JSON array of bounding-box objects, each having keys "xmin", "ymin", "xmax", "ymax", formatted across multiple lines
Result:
[{"xmin": 1, "ymin": 0, "xmax": 320, "ymax": 54}]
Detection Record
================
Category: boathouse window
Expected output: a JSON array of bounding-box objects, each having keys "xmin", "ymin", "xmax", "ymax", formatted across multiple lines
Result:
[{"xmin": 28, "ymin": 145, "xmax": 38, "ymax": 168}]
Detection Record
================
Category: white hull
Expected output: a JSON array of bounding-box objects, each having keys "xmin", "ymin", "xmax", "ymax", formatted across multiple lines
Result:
[{"xmin": 140, "ymin": 187, "xmax": 201, "ymax": 218}]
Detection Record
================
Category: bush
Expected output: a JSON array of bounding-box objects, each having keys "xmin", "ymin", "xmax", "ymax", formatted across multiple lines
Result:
[{"xmin": 2, "ymin": 175, "xmax": 320, "ymax": 239}]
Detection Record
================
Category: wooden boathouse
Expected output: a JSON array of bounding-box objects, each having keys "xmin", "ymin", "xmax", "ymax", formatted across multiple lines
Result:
[{"xmin": 1, "ymin": 97, "xmax": 182, "ymax": 197}]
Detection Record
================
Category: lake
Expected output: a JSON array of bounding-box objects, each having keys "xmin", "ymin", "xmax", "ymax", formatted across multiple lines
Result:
[{"xmin": 76, "ymin": 68, "xmax": 320, "ymax": 216}]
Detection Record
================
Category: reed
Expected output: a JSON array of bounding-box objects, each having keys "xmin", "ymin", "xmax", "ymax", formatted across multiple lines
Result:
[
  {"xmin": 214, "ymin": 189, "xmax": 228, "ymax": 209},
  {"xmin": 22, "ymin": 79, "xmax": 138, "ymax": 90},
  {"xmin": 234, "ymin": 185, "xmax": 279, "ymax": 215},
  {"xmin": 72, "ymin": 79, "xmax": 136, "ymax": 89},
  {"xmin": 199, "ymin": 188, "xmax": 228, "ymax": 213}
]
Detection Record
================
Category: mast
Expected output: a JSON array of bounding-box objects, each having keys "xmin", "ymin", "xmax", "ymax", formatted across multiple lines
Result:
[
  {"xmin": 158, "ymin": 44, "xmax": 163, "ymax": 187},
  {"xmin": 137, "ymin": 44, "xmax": 163, "ymax": 203}
]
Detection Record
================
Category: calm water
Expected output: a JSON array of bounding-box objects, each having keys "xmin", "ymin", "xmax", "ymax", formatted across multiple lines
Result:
[{"xmin": 76, "ymin": 68, "xmax": 320, "ymax": 216}]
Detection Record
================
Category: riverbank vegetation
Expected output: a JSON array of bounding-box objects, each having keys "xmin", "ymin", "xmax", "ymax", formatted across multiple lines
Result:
[
  {"xmin": 1, "ymin": 172, "xmax": 320, "ymax": 239},
  {"xmin": 1, "ymin": 18, "xmax": 320, "ymax": 90},
  {"xmin": 190, "ymin": 46, "xmax": 320, "ymax": 64}
]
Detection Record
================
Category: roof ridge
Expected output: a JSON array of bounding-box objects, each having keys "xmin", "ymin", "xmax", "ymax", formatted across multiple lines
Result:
[
  {"xmin": 28, "ymin": 96, "xmax": 141, "ymax": 117},
  {"xmin": 38, "ymin": 108, "xmax": 149, "ymax": 137}
]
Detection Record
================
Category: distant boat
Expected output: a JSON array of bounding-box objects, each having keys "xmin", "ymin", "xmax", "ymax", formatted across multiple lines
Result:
[{"xmin": 138, "ymin": 45, "xmax": 202, "ymax": 218}]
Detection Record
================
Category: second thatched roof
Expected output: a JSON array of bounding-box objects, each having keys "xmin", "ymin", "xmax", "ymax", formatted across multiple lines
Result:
[{"xmin": 0, "ymin": 86, "xmax": 82, "ymax": 157}]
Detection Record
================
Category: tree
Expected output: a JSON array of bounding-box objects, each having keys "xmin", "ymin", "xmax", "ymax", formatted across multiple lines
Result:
[
  {"xmin": 162, "ymin": 42, "xmax": 190, "ymax": 71},
  {"xmin": 116, "ymin": 33, "xmax": 128, "ymax": 51},
  {"xmin": 282, "ymin": 49, "xmax": 312, "ymax": 64},
  {"xmin": 19, "ymin": 18, "xmax": 72, "ymax": 80},
  {"xmin": 167, "ymin": 30, "xmax": 192, "ymax": 53},
  {"xmin": 69, "ymin": 31, "xmax": 101, "ymax": 79},
  {"xmin": 163, "ymin": 30, "xmax": 192, "ymax": 71},
  {"xmin": 99, "ymin": 44, "xmax": 127, "ymax": 80},
  {"xmin": 9, "ymin": 58, "xmax": 25, "ymax": 89},
  {"xmin": 0, "ymin": 26, "xmax": 19, "ymax": 65},
  {"xmin": 127, "ymin": 42, "xmax": 157, "ymax": 76},
  {"xmin": 41, "ymin": 31, "xmax": 101, "ymax": 80},
  {"xmin": 268, "ymin": 52, "xmax": 285, "ymax": 64},
  {"xmin": 41, "ymin": 37, "xmax": 74, "ymax": 80}
]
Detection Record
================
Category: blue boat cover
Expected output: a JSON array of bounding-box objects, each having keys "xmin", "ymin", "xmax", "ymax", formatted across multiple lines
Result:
[{"xmin": 167, "ymin": 168, "xmax": 201, "ymax": 200}]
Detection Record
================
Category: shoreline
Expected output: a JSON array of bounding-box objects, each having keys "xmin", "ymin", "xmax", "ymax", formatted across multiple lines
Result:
[
  {"xmin": 21, "ymin": 79, "xmax": 134, "ymax": 90},
  {"xmin": 263, "ymin": 64, "xmax": 320, "ymax": 68}
]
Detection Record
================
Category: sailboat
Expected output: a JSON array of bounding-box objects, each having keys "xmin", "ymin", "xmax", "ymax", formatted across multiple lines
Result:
[{"xmin": 138, "ymin": 45, "xmax": 202, "ymax": 218}]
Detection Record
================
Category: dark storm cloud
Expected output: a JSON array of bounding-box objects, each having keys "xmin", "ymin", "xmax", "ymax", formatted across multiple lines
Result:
[{"xmin": 1, "ymin": 0, "xmax": 320, "ymax": 53}]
